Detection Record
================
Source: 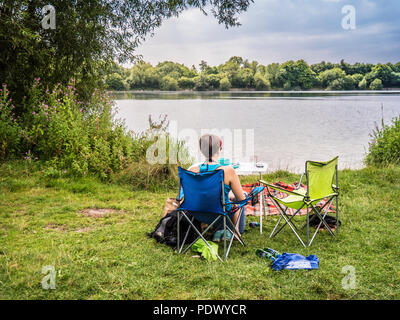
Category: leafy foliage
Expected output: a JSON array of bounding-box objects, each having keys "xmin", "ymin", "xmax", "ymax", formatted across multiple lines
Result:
[
  {"xmin": 370, "ymin": 78, "xmax": 383, "ymax": 90},
  {"xmin": 276, "ymin": 60, "xmax": 316, "ymax": 90},
  {"xmin": 107, "ymin": 58, "xmax": 399, "ymax": 91},
  {"xmin": 366, "ymin": 116, "xmax": 400, "ymax": 166},
  {"xmin": 0, "ymin": 0, "xmax": 253, "ymax": 109},
  {"xmin": 0, "ymin": 85, "xmax": 21, "ymax": 160},
  {"xmin": 1, "ymin": 80, "xmax": 189, "ymax": 181}
]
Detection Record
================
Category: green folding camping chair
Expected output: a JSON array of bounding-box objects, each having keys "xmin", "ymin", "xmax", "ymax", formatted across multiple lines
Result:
[{"xmin": 260, "ymin": 157, "xmax": 339, "ymax": 247}]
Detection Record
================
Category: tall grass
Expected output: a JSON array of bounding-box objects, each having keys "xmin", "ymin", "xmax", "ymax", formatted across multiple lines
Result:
[
  {"xmin": 0, "ymin": 81, "xmax": 191, "ymax": 189},
  {"xmin": 365, "ymin": 112, "xmax": 400, "ymax": 166}
]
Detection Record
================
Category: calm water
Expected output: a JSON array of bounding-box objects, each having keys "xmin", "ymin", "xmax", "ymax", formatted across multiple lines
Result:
[{"xmin": 114, "ymin": 91, "xmax": 400, "ymax": 172}]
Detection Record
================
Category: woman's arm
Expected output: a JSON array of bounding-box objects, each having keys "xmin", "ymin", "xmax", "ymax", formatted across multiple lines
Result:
[{"xmin": 226, "ymin": 167, "xmax": 245, "ymax": 201}]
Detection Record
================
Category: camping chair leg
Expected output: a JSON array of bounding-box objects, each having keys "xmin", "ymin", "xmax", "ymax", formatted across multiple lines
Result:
[
  {"xmin": 223, "ymin": 216, "xmax": 227, "ymax": 260},
  {"xmin": 182, "ymin": 213, "xmax": 223, "ymax": 262},
  {"xmin": 180, "ymin": 213, "xmax": 223, "ymax": 261},
  {"xmin": 263, "ymin": 190, "xmax": 268, "ymax": 229},
  {"xmin": 270, "ymin": 199, "xmax": 304, "ymax": 238},
  {"xmin": 335, "ymin": 164, "xmax": 339, "ymax": 236},
  {"xmin": 223, "ymin": 212, "xmax": 245, "ymax": 260},
  {"xmin": 301, "ymin": 197, "xmax": 333, "ymax": 230},
  {"xmin": 310, "ymin": 202, "xmax": 335, "ymax": 236},
  {"xmin": 226, "ymin": 213, "xmax": 245, "ymax": 243},
  {"xmin": 225, "ymin": 212, "xmax": 246, "ymax": 246},
  {"xmin": 269, "ymin": 197, "xmax": 306, "ymax": 247},
  {"xmin": 306, "ymin": 206, "xmax": 310, "ymax": 247},
  {"xmin": 181, "ymin": 213, "xmax": 221, "ymax": 254},
  {"xmin": 270, "ymin": 215, "xmax": 282, "ymax": 238},
  {"xmin": 308, "ymin": 200, "xmax": 335, "ymax": 246},
  {"xmin": 259, "ymin": 193, "xmax": 262, "ymax": 234},
  {"xmin": 279, "ymin": 208, "xmax": 306, "ymax": 247},
  {"xmin": 336, "ymin": 195, "xmax": 339, "ymax": 235},
  {"xmin": 218, "ymin": 207, "xmax": 247, "ymax": 260},
  {"xmin": 177, "ymin": 210, "xmax": 180, "ymax": 253},
  {"xmin": 272, "ymin": 207, "xmax": 301, "ymax": 236},
  {"xmin": 259, "ymin": 189, "xmax": 266, "ymax": 234},
  {"xmin": 274, "ymin": 200, "xmax": 300, "ymax": 231},
  {"xmin": 179, "ymin": 216, "xmax": 194, "ymax": 254},
  {"xmin": 302, "ymin": 214, "xmax": 317, "ymax": 230}
]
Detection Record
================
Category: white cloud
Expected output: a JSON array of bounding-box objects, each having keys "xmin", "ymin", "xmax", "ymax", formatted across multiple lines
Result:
[{"xmin": 131, "ymin": 0, "xmax": 400, "ymax": 67}]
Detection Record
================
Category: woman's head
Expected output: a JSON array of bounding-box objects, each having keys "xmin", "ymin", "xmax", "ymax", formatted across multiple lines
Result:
[{"xmin": 199, "ymin": 134, "xmax": 222, "ymax": 161}]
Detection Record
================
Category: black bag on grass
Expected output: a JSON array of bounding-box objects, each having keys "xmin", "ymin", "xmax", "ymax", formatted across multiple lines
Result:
[
  {"xmin": 309, "ymin": 214, "xmax": 341, "ymax": 229},
  {"xmin": 148, "ymin": 210, "xmax": 202, "ymax": 248}
]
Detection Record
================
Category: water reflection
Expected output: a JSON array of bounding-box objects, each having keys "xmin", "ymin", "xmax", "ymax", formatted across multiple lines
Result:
[
  {"xmin": 114, "ymin": 91, "xmax": 400, "ymax": 172},
  {"xmin": 112, "ymin": 90, "xmax": 400, "ymax": 101}
]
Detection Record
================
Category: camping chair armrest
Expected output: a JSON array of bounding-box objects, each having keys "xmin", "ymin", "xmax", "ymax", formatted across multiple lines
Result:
[
  {"xmin": 259, "ymin": 180, "xmax": 305, "ymax": 197},
  {"xmin": 295, "ymin": 173, "xmax": 305, "ymax": 189},
  {"xmin": 332, "ymin": 184, "xmax": 339, "ymax": 191},
  {"xmin": 309, "ymin": 193, "xmax": 339, "ymax": 203},
  {"xmin": 226, "ymin": 186, "xmax": 265, "ymax": 207}
]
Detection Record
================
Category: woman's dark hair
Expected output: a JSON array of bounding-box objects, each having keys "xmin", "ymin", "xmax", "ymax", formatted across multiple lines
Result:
[{"xmin": 199, "ymin": 134, "xmax": 222, "ymax": 161}]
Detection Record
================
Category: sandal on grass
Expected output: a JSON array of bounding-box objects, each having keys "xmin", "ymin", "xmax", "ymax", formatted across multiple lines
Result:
[
  {"xmin": 221, "ymin": 230, "xmax": 233, "ymax": 241},
  {"xmin": 212, "ymin": 229, "xmax": 224, "ymax": 242}
]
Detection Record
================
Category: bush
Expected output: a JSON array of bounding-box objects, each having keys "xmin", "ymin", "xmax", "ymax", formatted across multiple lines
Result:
[
  {"xmin": 194, "ymin": 75, "xmax": 210, "ymax": 91},
  {"xmin": 283, "ymin": 81, "xmax": 292, "ymax": 90},
  {"xmin": 390, "ymin": 72, "xmax": 400, "ymax": 87},
  {"xmin": 106, "ymin": 73, "xmax": 127, "ymax": 90},
  {"xmin": 366, "ymin": 116, "xmax": 400, "ymax": 166},
  {"xmin": 365, "ymin": 117, "xmax": 400, "ymax": 166},
  {"xmin": 318, "ymin": 68, "xmax": 346, "ymax": 89},
  {"xmin": 370, "ymin": 78, "xmax": 383, "ymax": 90},
  {"xmin": 111, "ymin": 118, "xmax": 192, "ymax": 190},
  {"xmin": 0, "ymin": 84, "xmax": 21, "ymax": 160},
  {"xmin": 351, "ymin": 73, "xmax": 364, "ymax": 84},
  {"xmin": 160, "ymin": 76, "xmax": 178, "ymax": 91},
  {"xmin": 206, "ymin": 74, "xmax": 221, "ymax": 90},
  {"xmin": 254, "ymin": 73, "xmax": 271, "ymax": 90},
  {"xmin": 219, "ymin": 77, "xmax": 231, "ymax": 91},
  {"xmin": 328, "ymin": 75, "xmax": 356, "ymax": 90},
  {"xmin": 359, "ymin": 77, "xmax": 368, "ymax": 89},
  {"xmin": 177, "ymin": 76, "xmax": 195, "ymax": 90},
  {"xmin": 2, "ymin": 79, "xmax": 192, "ymax": 188},
  {"xmin": 17, "ymin": 79, "xmax": 138, "ymax": 178}
]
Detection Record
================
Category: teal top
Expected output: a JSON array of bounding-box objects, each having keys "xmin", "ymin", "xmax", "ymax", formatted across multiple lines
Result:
[{"xmin": 199, "ymin": 163, "xmax": 232, "ymax": 211}]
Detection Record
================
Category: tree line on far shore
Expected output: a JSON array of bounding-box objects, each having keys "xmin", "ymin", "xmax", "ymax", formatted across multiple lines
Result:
[{"xmin": 104, "ymin": 57, "xmax": 400, "ymax": 91}]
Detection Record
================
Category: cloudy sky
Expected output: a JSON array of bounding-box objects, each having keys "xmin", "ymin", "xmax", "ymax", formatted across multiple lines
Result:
[{"xmin": 134, "ymin": 0, "xmax": 400, "ymax": 67}]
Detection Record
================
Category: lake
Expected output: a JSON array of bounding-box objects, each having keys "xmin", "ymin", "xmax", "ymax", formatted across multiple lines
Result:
[{"xmin": 114, "ymin": 91, "xmax": 400, "ymax": 173}]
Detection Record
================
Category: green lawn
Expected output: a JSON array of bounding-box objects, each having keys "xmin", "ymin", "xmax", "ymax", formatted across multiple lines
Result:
[{"xmin": 1, "ymin": 161, "xmax": 399, "ymax": 299}]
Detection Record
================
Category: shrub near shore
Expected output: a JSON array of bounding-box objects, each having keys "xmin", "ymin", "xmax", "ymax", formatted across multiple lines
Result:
[{"xmin": 0, "ymin": 80, "xmax": 185, "ymax": 185}]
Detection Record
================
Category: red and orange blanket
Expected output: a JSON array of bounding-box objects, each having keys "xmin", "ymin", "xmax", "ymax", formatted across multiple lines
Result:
[{"xmin": 242, "ymin": 182, "xmax": 335, "ymax": 216}]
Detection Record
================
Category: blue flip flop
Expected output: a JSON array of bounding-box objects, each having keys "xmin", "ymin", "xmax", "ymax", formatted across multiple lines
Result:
[
  {"xmin": 221, "ymin": 230, "xmax": 233, "ymax": 241},
  {"xmin": 212, "ymin": 230, "xmax": 224, "ymax": 242}
]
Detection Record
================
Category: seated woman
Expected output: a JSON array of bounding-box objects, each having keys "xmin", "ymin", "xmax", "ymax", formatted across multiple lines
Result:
[{"xmin": 188, "ymin": 134, "xmax": 246, "ymax": 240}]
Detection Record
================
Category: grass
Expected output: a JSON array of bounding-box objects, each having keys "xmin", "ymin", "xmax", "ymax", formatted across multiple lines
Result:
[{"xmin": 1, "ymin": 161, "xmax": 400, "ymax": 299}]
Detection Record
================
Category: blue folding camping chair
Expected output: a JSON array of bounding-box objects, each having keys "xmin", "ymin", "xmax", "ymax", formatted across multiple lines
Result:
[{"xmin": 176, "ymin": 166, "xmax": 264, "ymax": 261}]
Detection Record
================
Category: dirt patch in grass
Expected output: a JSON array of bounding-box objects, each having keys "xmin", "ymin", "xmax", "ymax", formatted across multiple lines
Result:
[
  {"xmin": 75, "ymin": 226, "xmax": 93, "ymax": 233},
  {"xmin": 79, "ymin": 208, "xmax": 121, "ymax": 218},
  {"xmin": 44, "ymin": 223, "xmax": 93, "ymax": 233},
  {"xmin": 44, "ymin": 223, "xmax": 67, "ymax": 231}
]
